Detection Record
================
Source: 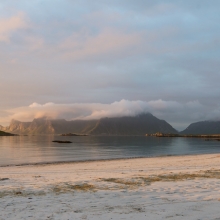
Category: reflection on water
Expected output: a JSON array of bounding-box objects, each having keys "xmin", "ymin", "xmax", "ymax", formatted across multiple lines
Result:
[{"xmin": 0, "ymin": 135, "xmax": 220, "ymax": 166}]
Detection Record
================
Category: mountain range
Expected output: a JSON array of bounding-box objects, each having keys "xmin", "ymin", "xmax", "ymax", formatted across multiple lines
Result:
[
  {"xmin": 1, "ymin": 113, "xmax": 220, "ymax": 135},
  {"xmin": 0, "ymin": 113, "xmax": 177, "ymax": 135}
]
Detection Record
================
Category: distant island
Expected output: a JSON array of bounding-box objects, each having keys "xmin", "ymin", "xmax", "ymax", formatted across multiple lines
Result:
[{"xmin": 60, "ymin": 133, "xmax": 88, "ymax": 136}]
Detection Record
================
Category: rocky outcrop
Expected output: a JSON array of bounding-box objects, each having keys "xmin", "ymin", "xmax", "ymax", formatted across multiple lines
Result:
[
  {"xmin": 3, "ymin": 119, "xmax": 31, "ymax": 134},
  {"xmin": 2, "ymin": 118, "xmax": 54, "ymax": 135},
  {"xmin": 2, "ymin": 118, "xmax": 98, "ymax": 135}
]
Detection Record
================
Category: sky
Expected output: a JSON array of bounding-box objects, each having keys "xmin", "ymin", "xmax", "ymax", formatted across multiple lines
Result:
[{"xmin": 0, "ymin": 0, "xmax": 220, "ymax": 130}]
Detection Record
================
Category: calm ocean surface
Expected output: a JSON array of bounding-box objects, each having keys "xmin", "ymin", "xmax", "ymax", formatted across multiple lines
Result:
[{"xmin": 0, "ymin": 135, "xmax": 220, "ymax": 166}]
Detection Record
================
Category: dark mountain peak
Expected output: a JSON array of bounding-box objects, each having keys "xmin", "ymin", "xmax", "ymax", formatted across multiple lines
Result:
[
  {"xmin": 181, "ymin": 120, "xmax": 220, "ymax": 135},
  {"xmin": 91, "ymin": 113, "xmax": 177, "ymax": 135},
  {"xmin": 137, "ymin": 112, "xmax": 153, "ymax": 117}
]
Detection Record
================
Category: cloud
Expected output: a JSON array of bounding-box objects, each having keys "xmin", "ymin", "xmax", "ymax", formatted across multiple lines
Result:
[
  {"xmin": 29, "ymin": 102, "xmax": 54, "ymax": 108},
  {"xmin": 6, "ymin": 100, "xmax": 150, "ymax": 123},
  {"xmin": 0, "ymin": 99, "xmax": 219, "ymax": 131},
  {"xmin": 60, "ymin": 28, "xmax": 142, "ymax": 60},
  {"xmin": 25, "ymin": 36, "xmax": 44, "ymax": 51},
  {"xmin": 0, "ymin": 12, "xmax": 28, "ymax": 42},
  {"xmin": 0, "ymin": 1, "xmax": 220, "ymax": 131}
]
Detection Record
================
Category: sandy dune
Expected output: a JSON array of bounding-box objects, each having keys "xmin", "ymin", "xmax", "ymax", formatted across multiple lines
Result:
[{"xmin": 1, "ymin": 154, "xmax": 220, "ymax": 219}]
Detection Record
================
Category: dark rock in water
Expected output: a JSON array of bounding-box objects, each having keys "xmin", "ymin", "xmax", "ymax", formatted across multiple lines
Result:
[
  {"xmin": 0, "ymin": 178, "xmax": 9, "ymax": 181},
  {"xmin": 52, "ymin": 140, "xmax": 72, "ymax": 143}
]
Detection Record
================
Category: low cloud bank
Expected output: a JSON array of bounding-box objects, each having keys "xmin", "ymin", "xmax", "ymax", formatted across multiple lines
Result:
[{"xmin": 0, "ymin": 99, "xmax": 220, "ymax": 131}]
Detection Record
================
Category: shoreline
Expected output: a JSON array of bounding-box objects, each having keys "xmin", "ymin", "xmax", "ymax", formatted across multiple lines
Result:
[
  {"xmin": 2, "ymin": 153, "xmax": 220, "ymax": 219},
  {"xmin": 0, "ymin": 151, "xmax": 218, "ymax": 168}
]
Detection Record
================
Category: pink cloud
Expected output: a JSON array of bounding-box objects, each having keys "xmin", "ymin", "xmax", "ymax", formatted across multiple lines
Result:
[{"xmin": 0, "ymin": 12, "xmax": 28, "ymax": 42}]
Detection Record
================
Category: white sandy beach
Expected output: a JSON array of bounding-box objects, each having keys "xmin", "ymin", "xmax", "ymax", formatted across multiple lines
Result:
[{"xmin": 1, "ymin": 154, "xmax": 220, "ymax": 219}]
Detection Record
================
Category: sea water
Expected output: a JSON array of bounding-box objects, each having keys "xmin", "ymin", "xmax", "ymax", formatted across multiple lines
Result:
[{"xmin": 0, "ymin": 135, "xmax": 220, "ymax": 166}]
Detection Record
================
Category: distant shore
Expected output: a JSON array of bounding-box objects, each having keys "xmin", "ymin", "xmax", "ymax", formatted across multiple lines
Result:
[
  {"xmin": 146, "ymin": 132, "xmax": 220, "ymax": 139},
  {"xmin": 0, "ymin": 131, "xmax": 17, "ymax": 136}
]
